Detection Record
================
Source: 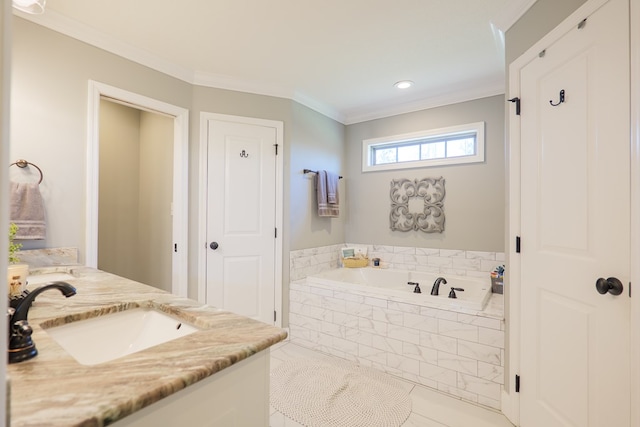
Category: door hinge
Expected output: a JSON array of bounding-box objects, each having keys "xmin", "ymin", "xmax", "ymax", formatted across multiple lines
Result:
[
  {"xmin": 174, "ymin": 243, "xmax": 177, "ymax": 253},
  {"xmin": 630, "ymin": 282, "xmax": 632, "ymax": 297},
  {"xmin": 274, "ymin": 144, "xmax": 279, "ymax": 155},
  {"xmin": 275, "ymin": 228, "xmax": 278, "ymax": 238},
  {"xmin": 577, "ymin": 18, "xmax": 587, "ymax": 30},
  {"xmin": 516, "ymin": 236, "xmax": 521, "ymax": 253},
  {"xmin": 274, "ymin": 310, "xmax": 277, "ymax": 322},
  {"xmin": 515, "ymin": 374, "xmax": 520, "ymax": 392},
  {"xmin": 508, "ymin": 97, "xmax": 521, "ymax": 115}
]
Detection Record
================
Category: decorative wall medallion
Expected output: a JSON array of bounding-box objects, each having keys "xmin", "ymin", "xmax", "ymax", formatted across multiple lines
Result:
[{"xmin": 390, "ymin": 177, "xmax": 445, "ymax": 233}]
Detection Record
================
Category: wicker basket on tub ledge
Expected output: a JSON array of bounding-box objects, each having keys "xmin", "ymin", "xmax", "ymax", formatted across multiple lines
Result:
[{"xmin": 342, "ymin": 257, "xmax": 369, "ymax": 268}]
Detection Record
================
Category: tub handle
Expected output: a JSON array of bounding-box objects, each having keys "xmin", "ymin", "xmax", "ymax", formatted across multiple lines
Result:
[
  {"xmin": 448, "ymin": 287, "xmax": 465, "ymax": 299},
  {"xmin": 407, "ymin": 282, "xmax": 421, "ymax": 294}
]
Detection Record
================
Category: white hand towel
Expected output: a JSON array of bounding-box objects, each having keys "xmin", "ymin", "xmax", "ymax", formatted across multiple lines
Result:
[{"xmin": 9, "ymin": 181, "xmax": 46, "ymax": 240}]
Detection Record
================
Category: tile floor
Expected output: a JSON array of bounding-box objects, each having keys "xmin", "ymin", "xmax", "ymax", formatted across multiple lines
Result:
[{"xmin": 270, "ymin": 341, "xmax": 515, "ymax": 427}]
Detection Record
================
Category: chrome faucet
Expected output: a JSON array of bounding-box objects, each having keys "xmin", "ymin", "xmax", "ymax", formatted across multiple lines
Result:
[
  {"xmin": 431, "ymin": 277, "xmax": 447, "ymax": 296},
  {"xmin": 7, "ymin": 282, "xmax": 76, "ymax": 364}
]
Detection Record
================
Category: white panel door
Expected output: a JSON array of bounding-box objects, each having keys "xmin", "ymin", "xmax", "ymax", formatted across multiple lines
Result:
[
  {"xmin": 519, "ymin": 0, "xmax": 630, "ymax": 425},
  {"xmin": 206, "ymin": 119, "xmax": 277, "ymax": 324}
]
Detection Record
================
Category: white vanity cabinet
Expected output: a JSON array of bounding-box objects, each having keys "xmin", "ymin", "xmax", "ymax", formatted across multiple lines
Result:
[{"xmin": 113, "ymin": 350, "xmax": 270, "ymax": 427}]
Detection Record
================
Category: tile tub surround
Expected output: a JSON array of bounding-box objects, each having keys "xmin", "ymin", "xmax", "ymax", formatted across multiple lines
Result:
[
  {"xmin": 8, "ymin": 266, "xmax": 287, "ymax": 427},
  {"xmin": 288, "ymin": 279, "xmax": 505, "ymax": 410},
  {"xmin": 290, "ymin": 244, "xmax": 344, "ymax": 281},
  {"xmin": 290, "ymin": 244, "xmax": 505, "ymax": 282}
]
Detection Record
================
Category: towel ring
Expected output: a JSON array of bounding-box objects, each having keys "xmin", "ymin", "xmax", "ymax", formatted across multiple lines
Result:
[{"xmin": 10, "ymin": 159, "xmax": 43, "ymax": 184}]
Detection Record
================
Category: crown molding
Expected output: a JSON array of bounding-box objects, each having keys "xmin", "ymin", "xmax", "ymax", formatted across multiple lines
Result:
[
  {"xmin": 15, "ymin": 9, "xmax": 347, "ymax": 123},
  {"xmin": 492, "ymin": 0, "xmax": 538, "ymax": 33},
  {"xmin": 192, "ymin": 70, "xmax": 293, "ymax": 102},
  {"xmin": 14, "ymin": 9, "xmax": 197, "ymax": 84},
  {"xmin": 343, "ymin": 78, "xmax": 506, "ymax": 125},
  {"xmin": 192, "ymin": 71, "xmax": 345, "ymax": 123},
  {"xmin": 291, "ymin": 91, "xmax": 346, "ymax": 124},
  {"xmin": 14, "ymin": 8, "xmax": 504, "ymax": 126}
]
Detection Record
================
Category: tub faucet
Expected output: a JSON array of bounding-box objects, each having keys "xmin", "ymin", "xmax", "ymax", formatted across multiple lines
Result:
[
  {"xmin": 7, "ymin": 281, "xmax": 76, "ymax": 364},
  {"xmin": 431, "ymin": 277, "xmax": 447, "ymax": 296}
]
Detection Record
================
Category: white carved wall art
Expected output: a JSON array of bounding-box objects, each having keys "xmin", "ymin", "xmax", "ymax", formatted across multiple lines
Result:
[{"xmin": 389, "ymin": 177, "xmax": 445, "ymax": 233}]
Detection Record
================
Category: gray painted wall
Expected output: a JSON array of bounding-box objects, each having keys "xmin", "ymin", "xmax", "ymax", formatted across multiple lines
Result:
[
  {"xmin": 14, "ymin": 10, "xmax": 562, "ymax": 316},
  {"xmin": 345, "ymin": 95, "xmax": 506, "ymax": 252},
  {"xmin": 10, "ymin": 17, "xmax": 192, "ymax": 258},
  {"xmin": 289, "ymin": 101, "xmax": 346, "ymax": 251},
  {"xmin": 10, "ymin": 17, "xmax": 345, "ymax": 303}
]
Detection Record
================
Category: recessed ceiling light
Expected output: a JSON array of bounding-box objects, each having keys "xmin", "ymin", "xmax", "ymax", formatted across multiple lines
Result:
[{"xmin": 394, "ymin": 80, "xmax": 414, "ymax": 89}]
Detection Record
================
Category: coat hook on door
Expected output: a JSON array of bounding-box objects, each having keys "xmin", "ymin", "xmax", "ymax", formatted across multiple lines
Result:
[
  {"xmin": 550, "ymin": 89, "xmax": 565, "ymax": 106},
  {"xmin": 240, "ymin": 150, "xmax": 249, "ymax": 158}
]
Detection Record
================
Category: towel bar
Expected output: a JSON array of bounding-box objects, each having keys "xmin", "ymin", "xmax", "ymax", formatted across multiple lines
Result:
[
  {"xmin": 303, "ymin": 169, "xmax": 343, "ymax": 179},
  {"xmin": 10, "ymin": 159, "xmax": 43, "ymax": 184}
]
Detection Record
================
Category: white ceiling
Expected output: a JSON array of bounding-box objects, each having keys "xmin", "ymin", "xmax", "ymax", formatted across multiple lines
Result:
[{"xmin": 17, "ymin": 0, "xmax": 514, "ymax": 124}]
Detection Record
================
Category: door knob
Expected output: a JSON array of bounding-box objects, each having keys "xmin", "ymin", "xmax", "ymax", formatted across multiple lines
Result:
[
  {"xmin": 595, "ymin": 277, "xmax": 623, "ymax": 295},
  {"xmin": 209, "ymin": 242, "xmax": 219, "ymax": 250}
]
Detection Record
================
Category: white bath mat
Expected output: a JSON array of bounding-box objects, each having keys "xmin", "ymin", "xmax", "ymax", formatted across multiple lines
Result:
[{"xmin": 270, "ymin": 358, "xmax": 412, "ymax": 427}]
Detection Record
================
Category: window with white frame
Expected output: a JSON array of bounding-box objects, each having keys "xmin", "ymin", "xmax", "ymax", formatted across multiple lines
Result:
[{"xmin": 362, "ymin": 122, "xmax": 485, "ymax": 172}]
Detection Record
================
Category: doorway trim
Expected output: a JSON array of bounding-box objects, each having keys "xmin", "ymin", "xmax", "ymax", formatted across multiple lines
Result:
[
  {"xmin": 506, "ymin": 0, "xmax": 639, "ymax": 424},
  {"xmin": 86, "ymin": 80, "xmax": 189, "ymax": 297},
  {"xmin": 198, "ymin": 112, "xmax": 284, "ymax": 327},
  {"xmin": 630, "ymin": 0, "xmax": 640, "ymax": 424}
]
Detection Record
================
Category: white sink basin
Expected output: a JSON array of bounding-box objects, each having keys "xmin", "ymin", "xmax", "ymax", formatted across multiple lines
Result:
[{"xmin": 44, "ymin": 307, "xmax": 200, "ymax": 365}]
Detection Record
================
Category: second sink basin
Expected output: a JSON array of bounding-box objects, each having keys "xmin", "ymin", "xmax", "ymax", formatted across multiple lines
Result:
[{"xmin": 44, "ymin": 307, "xmax": 200, "ymax": 365}]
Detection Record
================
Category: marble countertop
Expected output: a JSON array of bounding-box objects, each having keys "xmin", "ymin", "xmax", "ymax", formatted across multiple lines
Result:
[{"xmin": 8, "ymin": 266, "xmax": 287, "ymax": 427}]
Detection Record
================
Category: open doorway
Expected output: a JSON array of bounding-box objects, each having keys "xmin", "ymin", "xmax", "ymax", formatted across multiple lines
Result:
[
  {"xmin": 86, "ymin": 81, "xmax": 189, "ymax": 296},
  {"xmin": 98, "ymin": 99, "xmax": 173, "ymax": 291}
]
